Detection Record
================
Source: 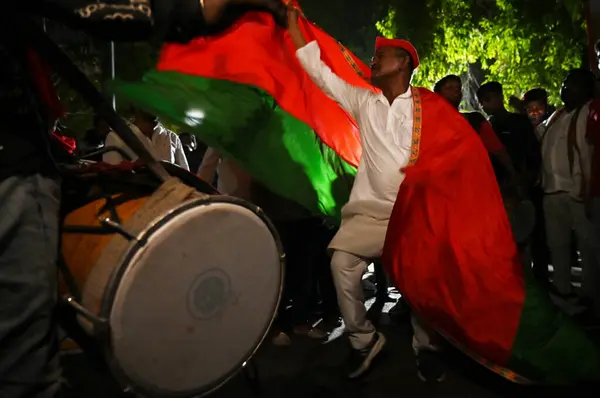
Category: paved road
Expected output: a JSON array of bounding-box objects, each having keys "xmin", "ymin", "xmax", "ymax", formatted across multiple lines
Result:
[{"xmin": 61, "ymin": 301, "xmax": 598, "ymax": 398}]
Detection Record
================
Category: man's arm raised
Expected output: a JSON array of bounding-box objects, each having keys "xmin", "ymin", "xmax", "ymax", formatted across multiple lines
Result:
[{"xmin": 287, "ymin": 8, "xmax": 367, "ymax": 120}]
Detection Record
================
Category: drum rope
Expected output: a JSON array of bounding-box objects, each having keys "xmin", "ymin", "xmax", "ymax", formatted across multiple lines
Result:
[{"xmin": 79, "ymin": 178, "xmax": 203, "ymax": 332}]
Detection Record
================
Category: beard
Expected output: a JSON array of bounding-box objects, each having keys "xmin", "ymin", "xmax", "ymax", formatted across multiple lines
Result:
[{"xmin": 370, "ymin": 68, "xmax": 401, "ymax": 87}]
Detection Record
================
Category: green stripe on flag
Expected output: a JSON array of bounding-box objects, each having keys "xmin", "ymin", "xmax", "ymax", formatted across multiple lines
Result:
[
  {"xmin": 111, "ymin": 70, "xmax": 356, "ymax": 223},
  {"xmin": 508, "ymin": 268, "xmax": 600, "ymax": 383}
]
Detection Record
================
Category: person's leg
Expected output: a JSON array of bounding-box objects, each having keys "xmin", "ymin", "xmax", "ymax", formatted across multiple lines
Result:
[
  {"xmin": 287, "ymin": 218, "xmax": 326, "ymax": 339},
  {"xmin": 331, "ymin": 250, "xmax": 385, "ymax": 378},
  {"xmin": 543, "ymin": 194, "xmax": 574, "ymax": 297},
  {"xmin": 271, "ymin": 220, "xmax": 294, "ymax": 345},
  {"xmin": 373, "ymin": 260, "xmax": 389, "ymax": 301},
  {"xmin": 571, "ymin": 200, "xmax": 600, "ymax": 312},
  {"xmin": 315, "ymin": 224, "xmax": 340, "ymax": 324},
  {"xmin": 593, "ymin": 197, "xmax": 600, "ymax": 314},
  {"xmin": 411, "ymin": 314, "xmax": 445, "ymax": 383},
  {"xmin": 530, "ymin": 188, "xmax": 550, "ymax": 284},
  {"xmin": 0, "ymin": 175, "xmax": 62, "ymax": 398}
]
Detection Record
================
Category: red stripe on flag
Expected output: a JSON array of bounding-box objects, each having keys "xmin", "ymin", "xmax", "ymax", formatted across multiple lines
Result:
[{"xmin": 157, "ymin": 2, "xmax": 371, "ymax": 167}]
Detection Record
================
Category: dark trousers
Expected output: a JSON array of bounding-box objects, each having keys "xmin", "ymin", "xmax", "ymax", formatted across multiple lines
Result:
[
  {"xmin": 312, "ymin": 223, "xmax": 339, "ymax": 317},
  {"xmin": 0, "ymin": 175, "xmax": 62, "ymax": 398},
  {"xmin": 274, "ymin": 218, "xmax": 320, "ymax": 330},
  {"xmin": 530, "ymin": 188, "xmax": 550, "ymax": 284}
]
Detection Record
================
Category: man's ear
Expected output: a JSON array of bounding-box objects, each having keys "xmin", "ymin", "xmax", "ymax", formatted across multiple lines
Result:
[{"xmin": 400, "ymin": 56, "xmax": 411, "ymax": 71}]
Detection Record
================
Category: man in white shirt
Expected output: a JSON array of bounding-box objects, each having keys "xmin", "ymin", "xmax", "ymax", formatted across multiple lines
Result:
[
  {"xmin": 540, "ymin": 69, "xmax": 599, "ymax": 314},
  {"xmin": 103, "ymin": 109, "xmax": 190, "ymax": 171},
  {"xmin": 287, "ymin": 9, "xmax": 441, "ymax": 381}
]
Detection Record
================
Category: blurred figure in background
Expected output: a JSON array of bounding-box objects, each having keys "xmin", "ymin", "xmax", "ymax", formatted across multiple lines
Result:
[
  {"xmin": 79, "ymin": 115, "xmax": 111, "ymax": 161},
  {"xmin": 103, "ymin": 109, "xmax": 189, "ymax": 170},
  {"xmin": 434, "ymin": 75, "xmax": 516, "ymax": 179},
  {"xmin": 179, "ymin": 132, "xmax": 206, "ymax": 172},
  {"xmin": 523, "ymin": 88, "xmax": 555, "ymax": 137}
]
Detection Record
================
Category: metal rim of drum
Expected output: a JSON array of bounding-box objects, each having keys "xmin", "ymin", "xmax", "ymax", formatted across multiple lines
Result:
[{"xmin": 97, "ymin": 195, "xmax": 285, "ymax": 398}]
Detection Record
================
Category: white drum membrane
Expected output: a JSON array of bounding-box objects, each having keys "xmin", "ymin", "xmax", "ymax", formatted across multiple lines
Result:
[{"xmin": 108, "ymin": 200, "xmax": 282, "ymax": 396}]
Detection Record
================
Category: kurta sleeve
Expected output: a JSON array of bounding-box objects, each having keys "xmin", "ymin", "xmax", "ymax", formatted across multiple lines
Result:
[{"xmin": 296, "ymin": 41, "xmax": 369, "ymax": 121}]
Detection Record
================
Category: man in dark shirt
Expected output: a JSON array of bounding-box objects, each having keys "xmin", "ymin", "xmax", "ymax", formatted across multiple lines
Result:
[
  {"xmin": 1, "ymin": 2, "xmax": 286, "ymax": 397},
  {"xmin": 477, "ymin": 82, "xmax": 546, "ymax": 279},
  {"xmin": 477, "ymin": 82, "xmax": 542, "ymax": 191},
  {"xmin": 434, "ymin": 75, "xmax": 516, "ymax": 178}
]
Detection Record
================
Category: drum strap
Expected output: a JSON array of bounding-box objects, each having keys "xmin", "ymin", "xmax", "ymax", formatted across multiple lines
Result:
[{"xmin": 80, "ymin": 177, "xmax": 201, "ymax": 332}]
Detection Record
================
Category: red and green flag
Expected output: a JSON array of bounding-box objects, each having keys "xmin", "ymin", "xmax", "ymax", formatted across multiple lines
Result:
[
  {"xmin": 113, "ymin": 1, "xmax": 600, "ymax": 384},
  {"xmin": 383, "ymin": 89, "xmax": 600, "ymax": 384},
  {"xmin": 113, "ymin": 1, "xmax": 369, "ymax": 222}
]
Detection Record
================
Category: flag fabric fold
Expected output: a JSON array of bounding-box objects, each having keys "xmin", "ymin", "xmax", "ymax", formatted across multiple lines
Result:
[
  {"xmin": 113, "ymin": 2, "xmax": 372, "ymax": 221},
  {"xmin": 156, "ymin": 7, "xmax": 368, "ymax": 168},
  {"xmin": 113, "ymin": 70, "xmax": 356, "ymax": 220},
  {"xmin": 382, "ymin": 89, "xmax": 600, "ymax": 383}
]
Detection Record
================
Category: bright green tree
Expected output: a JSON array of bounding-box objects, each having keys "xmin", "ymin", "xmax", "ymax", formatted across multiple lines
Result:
[{"xmin": 376, "ymin": 0, "xmax": 587, "ymax": 107}]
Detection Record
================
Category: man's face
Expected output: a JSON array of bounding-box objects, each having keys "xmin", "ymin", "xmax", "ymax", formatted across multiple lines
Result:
[
  {"xmin": 478, "ymin": 94, "xmax": 503, "ymax": 115},
  {"xmin": 370, "ymin": 46, "xmax": 409, "ymax": 85},
  {"xmin": 560, "ymin": 75, "xmax": 586, "ymax": 107},
  {"xmin": 438, "ymin": 80, "xmax": 462, "ymax": 108},
  {"xmin": 134, "ymin": 111, "xmax": 158, "ymax": 135},
  {"xmin": 525, "ymin": 100, "xmax": 546, "ymax": 126}
]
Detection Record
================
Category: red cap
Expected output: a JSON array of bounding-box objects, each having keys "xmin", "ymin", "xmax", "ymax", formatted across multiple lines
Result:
[{"xmin": 375, "ymin": 37, "xmax": 420, "ymax": 69}]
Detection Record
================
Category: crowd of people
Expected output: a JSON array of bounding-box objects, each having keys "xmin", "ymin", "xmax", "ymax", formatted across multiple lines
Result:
[
  {"xmin": 69, "ymin": 12, "xmax": 600, "ymax": 384},
  {"xmin": 2, "ymin": 0, "xmax": 600, "ymax": 397},
  {"xmin": 404, "ymin": 62, "xmax": 600, "ymax": 382},
  {"xmin": 435, "ymin": 68, "xmax": 599, "ymax": 321}
]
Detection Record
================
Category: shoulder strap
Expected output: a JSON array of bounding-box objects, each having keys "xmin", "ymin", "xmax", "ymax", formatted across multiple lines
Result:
[
  {"xmin": 539, "ymin": 108, "xmax": 565, "ymax": 144},
  {"xmin": 566, "ymin": 106, "xmax": 586, "ymax": 198}
]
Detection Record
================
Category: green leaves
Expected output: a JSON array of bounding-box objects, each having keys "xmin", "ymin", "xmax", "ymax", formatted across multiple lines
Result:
[{"xmin": 376, "ymin": 0, "xmax": 586, "ymax": 107}]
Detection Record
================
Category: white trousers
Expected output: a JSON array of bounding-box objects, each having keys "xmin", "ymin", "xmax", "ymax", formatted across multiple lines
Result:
[
  {"xmin": 543, "ymin": 193, "xmax": 600, "ymax": 300},
  {"xmin": 331, "ymin": 250, "xmax": 436, "ymax": 351}
]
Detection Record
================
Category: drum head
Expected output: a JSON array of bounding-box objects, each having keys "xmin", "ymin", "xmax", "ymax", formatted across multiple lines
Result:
[{"xmin": 105, "ymin": 198, "xmax": 283, "ymax": 397}]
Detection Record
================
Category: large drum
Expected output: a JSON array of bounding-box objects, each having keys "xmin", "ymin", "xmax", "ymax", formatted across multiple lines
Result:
[{"xmin": 59, "ymin": 162, "xmax": 284, "ymax": 397}]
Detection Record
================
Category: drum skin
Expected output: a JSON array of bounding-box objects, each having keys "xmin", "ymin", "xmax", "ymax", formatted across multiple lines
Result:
[{"xmin": 58, "ymin": 163, "xmax": 284, "ymax": 397}]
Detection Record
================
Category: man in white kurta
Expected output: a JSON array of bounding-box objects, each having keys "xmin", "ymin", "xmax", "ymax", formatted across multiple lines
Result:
[
  {"xmin": 103, "ymin": 111, "xmax": 189, "ymax": 171},
  {"xmin": 540, "ymin": 69, "xmax": 599, "ymax": 314},
  {"xmin": 288, "ymin": 9, "xmax": 440, "ymax": 381}
]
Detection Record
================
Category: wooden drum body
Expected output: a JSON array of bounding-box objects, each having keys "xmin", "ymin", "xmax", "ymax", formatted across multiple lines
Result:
[{"xmin": 59, "ymin": 164, "xmax": 284, "ymax": 398}]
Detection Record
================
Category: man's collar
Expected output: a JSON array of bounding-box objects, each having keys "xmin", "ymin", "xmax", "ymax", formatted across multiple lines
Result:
[
  {"xmin": 375, "ymin": 86, "xmax": 412, "ymax": 104},
  {"xmin": 153, "ymin": 123, "xmax": 168, "ymax": 135}
]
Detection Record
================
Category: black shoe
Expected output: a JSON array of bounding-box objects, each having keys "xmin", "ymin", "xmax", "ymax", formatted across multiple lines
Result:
[
  {"xmin": 416, "ymin": 350, "xmax": 446, "ymax": 383},
  {"xmin": 345, "ymin": 332, "xmax": 386, "ymax": 379}
]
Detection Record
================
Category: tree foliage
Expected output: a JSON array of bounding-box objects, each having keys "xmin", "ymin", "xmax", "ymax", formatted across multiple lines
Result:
[{"xmin": 375, "ymin": 0, "xmax": 587, "ymax": 107}]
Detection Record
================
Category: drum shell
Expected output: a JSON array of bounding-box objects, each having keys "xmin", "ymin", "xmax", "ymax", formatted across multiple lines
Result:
[
  {"xmin": 59, "ymin": 166, "xmax": 285, "ymax": 397},
  {"xmin": 60, "ymin": 195, "xmax": 147, "ymax": 298},
  {"xmin": 60, "ymin": 176, "xmax": 205, "ymax": 329}
]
